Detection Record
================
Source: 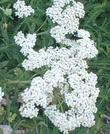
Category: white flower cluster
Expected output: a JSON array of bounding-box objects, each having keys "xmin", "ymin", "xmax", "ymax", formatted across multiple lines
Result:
[
  {"xmin": 14, "ymin": 0, "xmax": 99, "ymax": 133},
  {"xmin": 46, "ymin": 0, "xmax": 85, "ymax": 44},
  {"xmin": 44, "ymin": 71, "xmax": 99, "ymax": 133},
  {"xmin": 14, "ymin": 31, "xmax": 36, "ymax": 56},
  {"xmin": 0, "ymin": 87, "xmax": 4, "ymax": 102},
  {"xmin": 13, "ymin": 0, "xmax": 34, "ymax": 18},
  {"xmin": 45, "ymin": 81, "xmax": 99, "ymax": 131}
]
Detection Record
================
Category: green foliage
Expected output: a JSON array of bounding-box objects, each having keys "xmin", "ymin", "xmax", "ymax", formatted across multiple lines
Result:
[{"xmin": 0, "ymin": 0, "xmax": 110, "ymax": 133}]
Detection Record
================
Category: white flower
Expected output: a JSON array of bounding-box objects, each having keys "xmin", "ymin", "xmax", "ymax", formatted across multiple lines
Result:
[
  {"xmin": 45, "ymin": 106, "xmax": 80, "ymax": 134},
  {"xmin": 73, "ymin": 2, "xmax": 85, "ymax": 18},
  {"xmin": 44, "ymin": 71, "xmax": 99, "ymax": 134},
  {"xmin": 46, "ymin": 0, "xmax": 85, "ymax": 43},
  {"xmin": 53, "ymin": 0, "xmax": 74, "ymax": 8},
  {"xmin": 0, "ymin": 87, "xmax": 4, "ymax": 102},
  {"xmin": 19, "ymin": 102, "xmax": 39, "ymax": 119},
  {"xmin": 46, "ymin": 5, "xmax": 63, "ymax": 24},
  {"xmin": 13, "ymin": 0, "xmax": 34, "ymax": 18},
  {"xmin": 77, "ymin": 29, "xmax": 90, "ymax": 38},
  {"xmin": 14, "ymin": 31, "xmax": 36, "ymax": 56},
  {"xmin": 50, "ymin": 26, "xmax": 67, "ymax": 43},
  {"xmin": 76, "ymin": 37, "xmax": 98, "ymax": 59}
]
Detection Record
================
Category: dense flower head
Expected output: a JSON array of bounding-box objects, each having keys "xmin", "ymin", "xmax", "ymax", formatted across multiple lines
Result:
[
  {"xmin": 0, "ymin": 87, "xmax": 4, "ymax": 102},
  {"xmin": 14, "ymin": 31, "xmax": 36, "ymax": 56},
  {"xmin": 14, "ymin": 0, "xmax": 99, "ymax": 133},
  {"xmin": 13, "ymin": 0, "xmax": 34, "ymax": 18},
  {"xmin": 46, "ymin": 0, "xmax": 85, "ymax": 43}
]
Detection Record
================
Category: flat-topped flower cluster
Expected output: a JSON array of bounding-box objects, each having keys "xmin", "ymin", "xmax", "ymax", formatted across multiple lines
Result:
[
  {"xmin": 14, "ymin": 0, "xmax": 99, "ymax": 133},
  {"xmin": 13, "ymin": 0, "xmax": 34, "ymax": 18}
]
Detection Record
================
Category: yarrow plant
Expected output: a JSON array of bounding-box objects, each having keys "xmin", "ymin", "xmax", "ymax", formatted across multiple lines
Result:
[
  {"xmin": 14, "ymin": 0, "xmax": 99, "ymax": 133},
  {"xmin": 13, "ymin": 0, "xmax": 34, "ymax": 18}
]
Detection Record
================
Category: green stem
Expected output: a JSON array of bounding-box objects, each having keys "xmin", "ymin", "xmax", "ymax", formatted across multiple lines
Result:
[
  {"xmin": 7, "ymin": 80, "xmax": 30, "ymax": 84},
  {"xmin": 36, "ymin": 30, "xmax": 49, "ymax": 36},
  {"xmin": 37, "ymin": 18, "xmax": 47, "ymax": 32}
]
